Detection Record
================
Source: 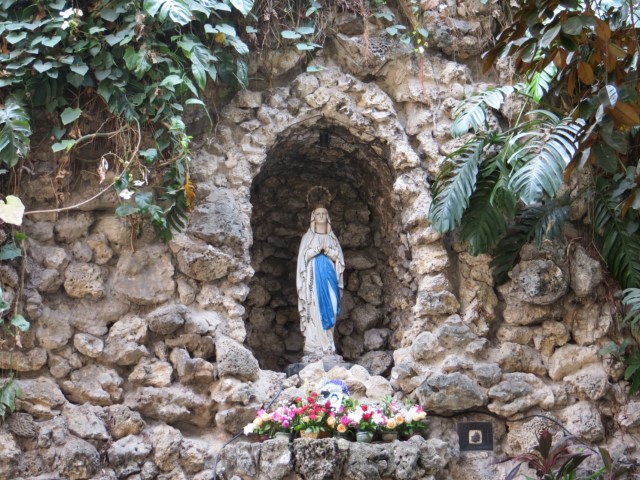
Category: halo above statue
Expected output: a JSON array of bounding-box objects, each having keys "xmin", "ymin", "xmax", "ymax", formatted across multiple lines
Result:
[{"xmin": 306, "ymin": 185, "xmax": 333, "ymax": 210}]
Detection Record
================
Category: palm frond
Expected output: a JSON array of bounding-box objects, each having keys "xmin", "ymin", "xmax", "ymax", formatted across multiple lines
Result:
[
  {"xmin": 491, "ymin": 199, "xmax": 569, "ymax": 284},
  {"xmin": 428, "ymin": 139, "xmax": 485, "ymax": 232},
  {"xmin": 509, "ymin": 117, "xmax": 584, "ymax": 204},
  {"xmin": 460, "ymin": 173, "xmax": 509, "ymax": 255},
  {"xmin": 451, "ymin": 86, "xmax": 516, "ymax": 137},
  {"xmin": 525, "ymin": 63, "xmax": 557, "ymax": 103},
  {"xmin": 593, "ymin": 180, "xmax": 640, "ymax": 289},
  {"xmin": 622, "ymin": 288, "xmax": 640, "ymax": 332}
]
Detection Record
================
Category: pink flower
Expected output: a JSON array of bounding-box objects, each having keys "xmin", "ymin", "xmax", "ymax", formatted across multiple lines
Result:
[
  {"xmin": 340, "ymin": 416, "xmax": 350, "ymax": 425},
  {"xmin": 282, "ymin": 420, "xmax": 290, "ymax": 429}
]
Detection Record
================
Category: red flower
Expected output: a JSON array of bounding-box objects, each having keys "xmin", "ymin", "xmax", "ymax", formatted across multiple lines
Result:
[
  {"xmin": 325, "ymin": 401, "xmax": 331, "ymax": 409},
  {"xmin": 309, "ymin": 413, "xmax": 317, "ymax": 420},
  {"xmin": 307, "ymin": 397, "xmax": 314, "ymax": 403},
  {"xmin": 361, "ymin": 405, "xmax": 368, "ymax": 412},
  {"xmin": 311, "ymin": 392, "xmax": 318, "ymax": 398}
]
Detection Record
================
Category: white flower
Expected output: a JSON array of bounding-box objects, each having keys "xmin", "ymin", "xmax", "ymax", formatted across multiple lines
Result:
[
  {"xmin": 133, "ymin": 179, "xmax": 146, "ymax": 187},
  {"xmin": 60, "ymin": 8, "xmax": 74, "ymax": 18},
  {"xmin": 243, "ymin": 423, "xmax": 256, "ymax": 435},
  {"xmin": 418, "ymin": 46, "xmax": 425, "ymax": 54},
  {"xmin": 73, "ymin": 8, "xmax": 83, "ymax": 16},
  {"xmin": 61, "ymin": 20, "xmax": 70, "ymax": 30},
  {"xmin": 119, "ymin": 189, "xmax": 134, "ymax": 200}
]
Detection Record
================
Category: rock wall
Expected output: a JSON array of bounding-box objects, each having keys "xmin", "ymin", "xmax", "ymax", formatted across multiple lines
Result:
[{"xmin": 1, "ymin": 2, "xmax": 639, "ymax": 479}]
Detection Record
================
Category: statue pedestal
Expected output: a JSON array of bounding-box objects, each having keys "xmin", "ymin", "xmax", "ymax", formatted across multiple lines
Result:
[{"xmin": 285, "ymin": 355, "xmax": 353, "ymax": 377}]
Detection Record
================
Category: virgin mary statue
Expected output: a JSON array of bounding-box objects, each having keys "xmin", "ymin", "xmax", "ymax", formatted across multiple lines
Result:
[{"xmin": 296, "ymin": 204, "xmax": 345, "ymax": 359}]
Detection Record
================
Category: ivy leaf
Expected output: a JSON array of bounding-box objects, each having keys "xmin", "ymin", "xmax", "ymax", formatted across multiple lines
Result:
[
  {"xmin": 0, "ymin": 98, "xmax": 31, "ymax": 168},
  {"xmin": 281, "ymin": 30, "xmax": 301, "ymax": 39},
  {"xmin": 52, "ymin": 140, "xmax": 77, "ymax": 152},
  {"xmin": 0, "ymin": 195, "xmax": 25, "ymax": 226},
  {"xmin": 33, "ymin": 61, "xmax": 54, "ymax": 73},
  {"xmin": 41, "ymin": 36, "xmax": 62, "ymax": 47},
  {"xmin": 115, "ymin": 202, "xmax": 139, "ymax": 217},
  {"xmin": 5, "ymin": 31, "xmax": 26, "ymax": 44},
  {"xmin": 60, "ymin": 107, "xmax": 82, "ymax": 125},
  {"xmin": 0, "ymin": 242, "xmax": 22, "ymax": 260},
  {"xmin": 135, "ymin": 191, "xmax": 154, "ymax": 211},
  {"xmin": 10, "ymin": 314, "xmax": 29, "ymax": 332},
  {"xmin": 70, "ymin": 62, "xmax": 89, "ymax": 76},
  {"xmin": 229, "ymin": 0, "xmax": 253, "ymax": 16}
]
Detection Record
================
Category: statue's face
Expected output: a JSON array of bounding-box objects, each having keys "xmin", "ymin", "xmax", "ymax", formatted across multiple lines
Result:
[{"xmin": 314, "ymin": 208, "xmax": 328, "ymax": 225}]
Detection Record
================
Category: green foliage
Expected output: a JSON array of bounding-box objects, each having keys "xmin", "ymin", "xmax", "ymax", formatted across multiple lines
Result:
[
  {"xmin": 450, "ymin": 86, "xmax": 515, "ymax": 137},
  {"xmin": 0, "ymin": 0, "xmax": 253, "ymax": 239},
  {"xmin": 624, "ymin": 349, "xmax": 640, "ymax": 396},
  {"xmin": 0, "ymin": 375, "xmax": 21, "ymax": 422}
]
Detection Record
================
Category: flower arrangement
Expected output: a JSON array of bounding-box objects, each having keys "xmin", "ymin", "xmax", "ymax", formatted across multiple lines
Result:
[
  {"xmin": 243, "ymin": 388, "xmax": 428, "ymax": 442},
  {"xmin": 382, "ymin": 396, "xmax": 428, "ymax": 439}
]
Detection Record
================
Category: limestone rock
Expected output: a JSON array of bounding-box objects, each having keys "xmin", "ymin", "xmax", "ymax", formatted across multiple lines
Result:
[
  {"xmin": 107, "ymin": 434, "xmax": 152, "ymax": 466},
  {"xmin": 570, "ymin": 246, "xmax": 602, "ymax": 296},
  {"xmin": 172, "ymin": 235, "xmax": 235, "ymax": 282},
  {"xmin": 107, "ymin": 405, "xmax": 146, "ymax": 440},
  {"xmin": 0, "ymin": 347, "xmax": 47, "ymax": 372},
  {"xmin": 496, "ymin": 343, "xmax": 547, "ymax": 376},
  {"xmin": 15, "ymin": 377, "xmax": 66, "ymax": 418},
  {"xmin": 54, "ymin": 436, "xmax": 100, "ymax": 480},
  {"xmin": 63, "ymin": 403, "xmax": 109, "ymax": 441},
  {"xmin": 502, "ymin": 301, "xmax": 563, "ymax": 326},
  {"xmin": 495, "ymin": 325, "xmax": 534, "ymax": 345},
  {"xmin": 564, "ymin": 363, "xmax": 609, "ymax": 401},
  {"xmin": 358, "ymin": 351, "xmax": 394, "ymax": 376},
  {"xmin": 364, "ymin": 328, "xmax": 390, "ymax": 351},
  {"xmin": 257, "ymin": 438, "xmax": 293, "ymax": 480},
  {"xmin": 569, "ymin": 303, "xmax": 612, "ymax": 346},
  {"xmin": 169, "ymin": 347, "xmax": 216, "ymax": 384},
  {"xmin": 147, "ymin": 304, "xmax": 188, "ymax": 335},
  {"xmin": 216, "ymin": 335, "xmax": 259, "ymax": 381},
  {"xmin": 416, "ymin": 372, "xmax": 486, "ymax": 414},
  {"xmin": 70, "ymin": 298, "xmax": 131, "ymax": 337},
  {"xmin": 548, "ymin": 345, "xmax": 599, "ymax": 381},
  {"xmin": 111, "ymin": 246, "xmax": 175, "ymax": 305},
  {"xmin": 217, "ymin": 441, "xmax": 260, "ymax": 479},
  {"xmin": 351, "ymin": 303, "xmax": 383, "ymax": 333},
  {"xmin": 151, "ymin": 424, "xmax": 183, "ymax": 472},
  {"xmin": 0, "ymin": 429, "xmax": 20, "ymax": 478},
  {"xmin": 7, "ymin": 412, "xmax": 38, "ymax": 438},
  {"xmin": 86, "ymin": 232, "xmax": 113, "ymax": 264},
  {"xmin": 344, "ymin": 250, "xmax": 376, "ymax": 270},
  {"xmin": 215, "ymin": 405, "xmax": 258, "ymax": 434},
  {"xmin": 366, "ymin": 375, "xmax": 394, "ymax": 402},
  {"xmin": 64, "ymin": 263, "xmax": 106, "ymax": 299},
  {"xmin": 294, "ymin": 438, "xmax": 341, "ymax": 480},
  {"xmin": 101, "ymin": 314, "xmax": 149, "ymax": 366},
  {"xmin": 180, "ymin": 438, "xmax": 211, "ymax": 474},
  {"xmin": 414, "ymin": 289, "xmax": 460, "ymax": 317},
  {"xmin": 411, "ymin": 332, "xmax": 441, "ymax": 362},
  {"xmin": 74, "ymin": 333, "xmax": 104, "ymax": 358},
  {"xmin": 533, "ymin": 321, "xmax": 569, "ymax": 356},
  {"xmin": 488, "ymin": 373, "xmax": 554, "ymax": 417},
  {"xmin": 357, "ymin": 270, "xmax": 383, "ymax": 305},
  {"xmin": 187, "ymin": 187, "xmax": 245, "ymax": 251},
  {"xmin": 558, "ymin": 401, "xmax": 604, "ymax": 442},
  {"xmin": 471, "ymin": 363, "xmax": 502, "ymax": 388},
  {"xmin": 61, "ymin": 364, "xmax": 123, "ymax": 405},
  {"xmin": 166, "ymin": 333, "xmax": 216, "ymax": 359},
  {"xmin": 435, "ymin": 315, "xmax": 477, "ymax": 349},
  {"xmin": 506, "ymin": 416, "xmax": 561, "ymax": 455},
  {"xmin": 617, "ymin": 400, "xmax": 640, "ymax": 428},
  {"xmin": 124, "ymin": 385, "xmax": 213, "ymax": 427},
  {"xmin": 500, "ymin": 259, "xmax": 568, "ymax": 305},
  {"xmin": 92, "ymin": 215, "xmax": 130, "ymax": 252},
  {"xmin": 55, "ymin": 213, "xmax": 94, "ymax": 243},
  {"xmin": 129, "ymin": 358, "xmax": 174, "ymax": 387},
  {"xmin": 36, "ymin": 305, "xmax": 74, "ymax": 350},
  {"xmin": 342, "ymin": 441, "xmax": 394, "ymax": 479}
]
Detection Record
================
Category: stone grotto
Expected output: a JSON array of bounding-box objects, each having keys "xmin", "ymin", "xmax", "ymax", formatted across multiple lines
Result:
[{"xmin": 1, "ymin": 1, "xmax": 639, "ymax": 479}]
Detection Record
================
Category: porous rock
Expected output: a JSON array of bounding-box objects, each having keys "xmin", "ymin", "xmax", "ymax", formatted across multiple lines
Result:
[
  {"xmin": 488, "ymin": 373, "xmax": 554, "ymax": 417},
  {"xmin": 147, "ymin": 304, "xmax": 188, "ymax": 335},
  {"xmin": 216, "ymin": 335, "xmax": 260, "ymax": 381},
  {"xmin": 548, "ymin": 345, "xmax": 599, "ymax": 381},
  {"xmin": 15, "ymin": 377, "xmax": 66, "ymax": 418},
  {"xmin": 64, "ymin": 262, "xmax": 106, "ymax": 299},
  {"xmin": 107, "ymin": 405, "xmax": 146, "ymax": 440},
  {"xmin": 61, "ymin": 364, "xmax": 123, "ymax": 406},
  {"xmin": 416, "ymin": 372, "xmax": 486, "ymax": 414},
  {"xmin": 570, "ymin": 245, "xmax": 602, "ymax": 296},
  {"xmin": 63, "ymin": 403, "xmax": 109, "ymax": 441},
  {"xmin": 111, "ymin": 246, "xmax": 175, "ymax": 305},
  {"xmin": 0, "ymin": 347, "xmax": 47, "ymax": 372},
  {"xmin": 124, "ymin": 385, "xmax": 213, "ymax": 427}
]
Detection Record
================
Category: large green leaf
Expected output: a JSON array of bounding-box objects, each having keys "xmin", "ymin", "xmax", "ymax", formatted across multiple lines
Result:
[
  {"xmin": 593, "ymin": 180, "xmax": 640, "ymax": 289},
  {"xmin": 622, "ymin": 288, "xmax": 640, "ymax": 331},
  {"xmin": 228, "ymin": 0, "xmax": 253, "ymax": 16},
  {"xmin": 144, "ymin": 0, "xmax": 193, "ymax": 24},
  {"xmin": 459, "ymin": 174, "xmax": 509, "ymax": 255},
  {"xmin": 429, "ymin": 139, "xmax": 484, "ymax": 232},
  {"xmin": 0, "ymin": 98, "xmax": 31, "ymax": 167},
  {"xmin": 509, "ymin": 116, "xmax": 583, "ymax": 204},
  {"xmin": 450, "ymin": 86, "xmax": 516, "ymax": 137}
]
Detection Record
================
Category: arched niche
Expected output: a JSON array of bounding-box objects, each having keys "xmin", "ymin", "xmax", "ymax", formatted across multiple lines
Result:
[{"xmin": 246, "ymin": 121, "xmax": 411, "ymax": 372}]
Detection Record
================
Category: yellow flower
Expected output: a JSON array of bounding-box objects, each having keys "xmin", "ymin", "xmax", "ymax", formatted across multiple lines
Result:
[
  {"xmin": 415, "ymin": 412, "xmax": 427, "ymax": 421},
  {"xmin": 254, "ymin": 418, "xmax": 264, "ymax": 427},
  {"xmin": 261, "ymin": 413, "xmax": 272, "ymax": 422},
  {"xmin": 214, "ymin": 32, "xmax": 225, "ymax": 44},
  {"xmin": 395, "ymin": 415, "xmax": 405, "ymax": 425},
  {"xmin": 337, "ymin": 424, "xmax": 347, "ymax": 433},
  {"xmin": 302, "ymin": 416, "xmax": 310, "ymax": 424},
  {"xmin": 386, "ymin": 419, "xmax": 397, "ymax": 430},
  {"xmin": 326, "ymin": 416, "xmax": 336, "ymax": 427}
]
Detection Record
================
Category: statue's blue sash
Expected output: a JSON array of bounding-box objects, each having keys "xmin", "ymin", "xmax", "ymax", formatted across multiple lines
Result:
[{"xmin": 314, "ymin": 253, "xmax": 340, "ymax": 330}]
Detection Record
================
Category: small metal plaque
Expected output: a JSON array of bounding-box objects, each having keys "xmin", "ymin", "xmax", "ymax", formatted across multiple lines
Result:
[{"xmin": 458, "ymin": 422, "xmax": 493, "ymax": 451}]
